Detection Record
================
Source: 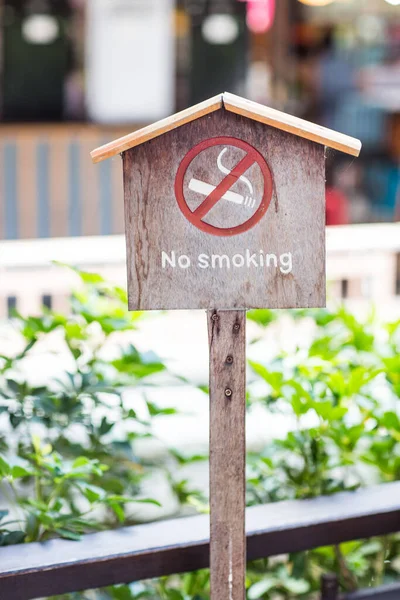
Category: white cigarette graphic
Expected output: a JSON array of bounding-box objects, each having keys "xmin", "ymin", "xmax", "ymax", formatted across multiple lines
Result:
[{"xmin": 189, "ymin": 178, "xmax": 256, "ymax": 208}]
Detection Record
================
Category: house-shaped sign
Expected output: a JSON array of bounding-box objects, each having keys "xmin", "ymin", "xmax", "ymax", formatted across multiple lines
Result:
[{"xmin": 91, "ymin": 92, "xmax": 361, "ymax": 311}]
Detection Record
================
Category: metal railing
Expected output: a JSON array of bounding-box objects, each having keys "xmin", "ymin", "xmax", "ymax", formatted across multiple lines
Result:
[{"xmin": 1, "ymin": 482, "xmax": 400, "ymax": 600}]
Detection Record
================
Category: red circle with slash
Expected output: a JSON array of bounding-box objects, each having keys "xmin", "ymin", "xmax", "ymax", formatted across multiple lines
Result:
[{"xmin": 175, "ymin": 136, "xmax": 273, "ymax": 237}]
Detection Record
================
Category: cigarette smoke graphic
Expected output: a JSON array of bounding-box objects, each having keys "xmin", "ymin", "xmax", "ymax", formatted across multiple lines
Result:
[
  {"xmin": 217, "ymin": 148, "xmax": 254, "ymax": 195},
  {"xmin": 189, "ymin": 147, "xmax": 257, "ymax": 209}
]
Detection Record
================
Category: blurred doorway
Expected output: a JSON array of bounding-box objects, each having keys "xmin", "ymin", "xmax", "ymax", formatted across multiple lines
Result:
[
  {"xmin": 188, "ymin": 0, "xmax": 249, "ymax": 104},
  {"xmin": 2, "ymin": 0, "xmax": 73, "ymax": 121}
]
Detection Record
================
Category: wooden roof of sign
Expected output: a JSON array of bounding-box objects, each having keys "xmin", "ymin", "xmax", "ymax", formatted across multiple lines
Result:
[{"xmin": 91, "ymin": 92, "xmax": 362, "ymax": 163}]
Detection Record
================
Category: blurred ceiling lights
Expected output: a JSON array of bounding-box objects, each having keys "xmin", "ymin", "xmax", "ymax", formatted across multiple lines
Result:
[
  {"xmin": 297, "ymin": 0, "xmax": 335, "ymax": 5},
  {"xmin": 238, "ymin": 0, "xmax": 275, "ymax": 33},
  {"xmin": 22, "ymin": 14, "xmax": 59, "ymax": 44},
  {"xmin": 247, "ymin": 0, "xmax": 275, "ymax": 33},
  {"xmin": 299, "ymin": 0, "xmax": 400, "ymax": 5},
  {"xmin": 202, "ymin": 14, "xmax": 239, "ymax": 44},
  {"xmin": 235, "ymin": 0, "xmax": 399, "ymax": 34}
]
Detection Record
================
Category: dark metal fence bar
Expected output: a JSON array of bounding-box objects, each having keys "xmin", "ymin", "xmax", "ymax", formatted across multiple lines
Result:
[
  {"xmin": 346, "ymin": 583, "xmax": 400, "ymax": 599},
  {"xmin": 1, "ymin": 482, "xmax": 400, "ymax": 600},
  {"xmin": 320, "ymin": 576, "xmax": 400, "ymax": 600}
]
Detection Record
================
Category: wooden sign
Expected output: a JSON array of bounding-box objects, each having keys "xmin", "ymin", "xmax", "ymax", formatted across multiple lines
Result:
[
  {"xmin": 92, "ymin": 93, "xmax": 360, "ymax": 312},
  {"xmin": 92, "ymin": 93, "xmax": 361, "ymax": 600}
]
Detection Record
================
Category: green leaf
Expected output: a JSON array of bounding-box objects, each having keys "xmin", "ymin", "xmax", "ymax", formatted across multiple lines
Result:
[
  {"xmin": 11, "ymin": 465, "xmax": 33, "ymax": 479},
  {"xmin": 283, "ymin": 578, "xmax": 310, "ymax": 594},
  {"xmin": 80, "ymin": 483, "xmax": 105, "ymax": 503},
  {"xmin": 146, "ymin": 401, "xmax": 177, "ymax": 417},
  {"xmin": 249, "ymin": 362, "xmax": 283, "ymax": 396},
  {"xmin": 0, "ymin": 455, "xmax": 10, "ymax": 477},
  {"xmin": 165, "ymin": 590, "xmax": 184, "ymax": 600},
  {"xmin": 291, "ymin": 395, "xmax": 306, "ymax": 416},
  {"xmin": 109, "ymin": 502, "xmax": 125, "ymax": 523},
  {"xmin": 381, "ymin": 411, "xmax": 400, "ymax": 430},
  {"xmin": 247, "ymin": 309, "xmax": 276, "ymax": 327},
  {"xmin": 106, "ymin": 586, "xmax": 137, "ymax": 600},
  {"xmin": 72, "ymin": 457, "xmax": 91, "ymax": 469},
  {"xmin": 311, "ymin": 400, "xmax": 347, "ymax": 422},
  {"xmin": 170, "ymin": 449, "xmax": 207, "ymax": 465},
  {"xmin": 112, "ymin": 346, "xmax": 166, "ymax": 379},
  {"xmin": 1, "ymin": 531, "xmax": 26, "ymax": 546},
  {"xmin": 99, "ymin": 417, "xmax": 115, "ymax": 436},
  {"xmin": 6, "ymin": 379, "xmax": 21, "ymax": 394},
  {"xmin": 54, "ymin": 529, "xmax": 83, "ymax": 541},
  {"xmin": 106, "ymin": 496, "xmax": 160, "ymax": 507},
  {"xmin": 78, "ymin": 271, "xmax": 105, "ymax": 284},
  {"xmin": 248, "ymin": 578, "xmax": 277, "ymax": 599}
]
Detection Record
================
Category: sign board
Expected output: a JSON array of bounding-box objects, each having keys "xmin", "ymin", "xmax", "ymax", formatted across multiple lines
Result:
[
  {"xmin": 91, "ymin": 92, "xmax": 361, "ymax": 600},
  {"xmin": 91, "ymin": 92, "xmax": 361, "ymax": 311},
  {"xmin": 122, "ymin": 109, "xmax": 326, "ymax": 311}
]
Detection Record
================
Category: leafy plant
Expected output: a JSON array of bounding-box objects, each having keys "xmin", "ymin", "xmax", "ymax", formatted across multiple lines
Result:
[
  {"xmin": 241, "ymin": 307, "xmax": 400, "ymax": 595},
  {"xmin": 1, "ymin": 269, "xmax": 400, "ymax": 599},
  {"xmin": 0, "ymin": 509, "xmax": 25, "ymax": 546},
  {"xmin": 0, "ymin": 437, "xmax": 160, "ymax": 542},
  {"xmin": 0, "ymin": 268, "xmax": 175, "ymax": 543}
]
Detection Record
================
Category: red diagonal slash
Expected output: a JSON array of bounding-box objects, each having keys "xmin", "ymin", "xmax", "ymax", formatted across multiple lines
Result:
[
  {"xmin": 175, "ymin": 136, "xmax": 273, "ymax": 237},
  {"xmin": 192, "ymin": 152, "xmax": 256, "ymax": 221}
]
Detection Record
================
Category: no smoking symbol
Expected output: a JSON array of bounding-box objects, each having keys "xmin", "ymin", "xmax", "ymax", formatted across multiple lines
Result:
[{"xmin": 175, "ymin": 137, "xmax": 273, "ymax": 237}]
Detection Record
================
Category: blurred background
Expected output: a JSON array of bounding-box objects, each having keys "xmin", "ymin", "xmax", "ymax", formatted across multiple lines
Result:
[
  {"xmin": 1, "ymin": 0, "xmax": 400, "ymax": 319},
  {"xmin": 1, "ymin": 5, "xmax": 400, "ymax": 598},
  {"xmin": 1, "ymin": 0, "xmax": 400, "ymax": 237}
]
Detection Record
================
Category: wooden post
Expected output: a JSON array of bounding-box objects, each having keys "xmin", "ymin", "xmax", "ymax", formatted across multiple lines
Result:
[
  {"xmin": 91, "ymin": 89, "xmax": 360, "ymax": 600},
  {"xmin": 208, "ymin": 309, "xmax": 246, "ymax": 600},
  {"xmin": 92, "ymin": 90, "xmax": 359, "ymax": 599}
]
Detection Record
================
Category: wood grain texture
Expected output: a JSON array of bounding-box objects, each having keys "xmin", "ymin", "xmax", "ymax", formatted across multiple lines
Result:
[
  {"xmin": 91, "ymin": 93, "xmax": 361, "ymax": 162},
  {"xmin": 223, "ymin": 92, "xmax": 362, "ymax": 157},
  {"xmin": 91, "ymin": 95, "xmax": 223, "ymax": 163},
  {"xmin": 123, "ymin": 109, "xmax": 326, "ymax": 311},
  {"xmin": 112, "ymin": 155, "xmax": 125, "ymax": 234},
  {"xmin": 208, "ymin": 310, "xmax": 246, "ymax": 600}
]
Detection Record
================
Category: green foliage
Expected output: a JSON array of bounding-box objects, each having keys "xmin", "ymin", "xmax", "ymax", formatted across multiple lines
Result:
[
  {"xmin": 0, "ymin": 509, "xmax": 25, "ymax": 546},
  {"xmin": 242, "ymin": 307, "xmax": 400, "ymax": 596},
  {"xmin": 0, "ymin": 268, "xmax": 173, "ymax": 544},
  {"xmin": 0, "ymin": 439, "xmax": 159, "ymax": 542},
  {"xmin": 1, "ymin": 270, "xmax": 400, "ymax": 599}
]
